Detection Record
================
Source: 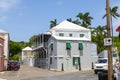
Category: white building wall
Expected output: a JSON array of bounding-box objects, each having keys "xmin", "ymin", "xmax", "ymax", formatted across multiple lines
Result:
[
  {"xmin": 48, "ymin": 37, "xmax": 97, "ymax": 71},
  {"xmin": 55, "ymin": 31, "xmax": 91, "ymax": 41},
  {"xmin": 48, "ymin": 38, "xmax": 58, "ymax": 70},
  {"xmin": 80, "ymin": 42, "xmax": 92, "ymax": 70},
  {"xmin": 23, "ymin": 58, "xmax": 35, "ymax": 66},
  {"xmin": 50, "ymin": 40, "xmax": 94, "ymax": 71}
]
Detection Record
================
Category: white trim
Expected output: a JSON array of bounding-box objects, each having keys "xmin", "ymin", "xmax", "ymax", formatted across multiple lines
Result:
[
  {"xmin": 52, "ymin": 36, "xmax": 91, "ymax": 41},
  {"xmin": 73, "ymin": 55, "xmax": 79, "ymax": 57},
  {"xmin": 54, "ymin": 55, "xmax": 64, "ymax": 57}
]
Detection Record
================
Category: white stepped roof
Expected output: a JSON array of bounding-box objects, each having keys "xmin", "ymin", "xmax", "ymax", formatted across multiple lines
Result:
[
  {"xmin": 22, "ymin": 46, "xmax": 32, "ymax": 51},
  {"xmin": 0, "ymin": 29, "xmax": 8, "ymax": 34},
  {"xmin": 43, "ymin": 31, "xmax": 51, "ymax": 35},
  {"xmin": 49, "ymin": 20, "xmax": 90, "ymax": 32}
]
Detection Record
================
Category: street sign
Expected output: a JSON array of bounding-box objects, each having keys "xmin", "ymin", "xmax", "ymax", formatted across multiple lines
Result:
[{"xmin": 104, "ymin": 38, "xmax": 112, "ymax": 46}]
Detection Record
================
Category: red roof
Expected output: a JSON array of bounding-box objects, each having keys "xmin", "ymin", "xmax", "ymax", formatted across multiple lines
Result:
[{"xmin": 116, "ymin": 25, "xmax": 120, "ymax": 32}]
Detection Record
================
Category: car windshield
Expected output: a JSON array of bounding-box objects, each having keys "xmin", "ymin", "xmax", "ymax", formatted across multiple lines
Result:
[
  {"xmin": 10, "ymin": 62, "xmax": 19, "ymax": 65},
  {"xmin": 97, "ymin": 59, "xmax": 107, "ymax": 63}
]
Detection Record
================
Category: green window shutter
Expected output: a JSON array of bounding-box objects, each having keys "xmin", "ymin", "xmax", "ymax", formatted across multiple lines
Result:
[
  {"xmin": 78, "ymin": 57, "xmax": 80, "ymax": 65},
  {"xmin": 73, "ymin": 57, "xmax": 75, "ymax": 65},
  {"xmin": 79, "ymin": 43, "xmax": 83, "ymax": 50},
  {"xmin": 66, "ymin": 43, "xmax": 71, "ymax": 50}
]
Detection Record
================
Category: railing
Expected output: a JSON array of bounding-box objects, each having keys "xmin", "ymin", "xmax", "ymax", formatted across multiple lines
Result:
[{"xmin": 32, "ymin": 42, "xmax": 48, "ymax": 50}]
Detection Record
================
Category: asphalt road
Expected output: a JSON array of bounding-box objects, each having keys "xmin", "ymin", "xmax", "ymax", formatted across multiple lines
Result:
[
  {"xmin": 42, "ymin": 70, "xmax": 98, "ymax": 80},
  {"xmin": 0, "ymin": 65, "xmax": 98, "ymax": 80}
]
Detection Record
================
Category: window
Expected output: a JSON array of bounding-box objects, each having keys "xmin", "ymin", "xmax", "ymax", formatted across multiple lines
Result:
[
  {"xmin": 98, "ymin": 59, "xmax": 107, "ymax": 63},
  {"xmin": 69, "ymin": 33, "xmax": 72, "ymax": 37},
  {"xmin": 78, "ymin": 43, "xmax": 83, "ymax": 50},
  {"xmin": 59, "ymin": 33, "xmax": 64, "ymax": 37},
  {"xmin": 80, "ymin": 34, "xmax": 84, "ymax": 37},
  {"xmin": 50, "ymin": 44, "xmax": 53, "ymax": 56},
  {"xmin": 66, "ymin": 43, "xmax": 71, "ymax": 50},
  {"xmin": 50, "ymin": 44, "xmax": 53, "ymax": 50}
]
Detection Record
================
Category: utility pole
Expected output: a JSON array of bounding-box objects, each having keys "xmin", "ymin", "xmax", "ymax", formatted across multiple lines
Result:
[{"xmin": 106, "ymin": 0, "xmax": 113, "ymax": 80}]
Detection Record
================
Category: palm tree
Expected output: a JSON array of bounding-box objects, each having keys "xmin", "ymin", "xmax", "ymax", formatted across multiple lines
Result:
[
  {"xmin": 92, "ymin": 25, "xmax": 107, "ymax": 37},
  {"xmin": 66, "ymin": 18, "xmax": 81, "ymax": 25},
  {"xmin": 91, "ymin": 25, "xmax": 107, "ymax": 53},
  {"xmin": 66, "ymin": 18, "xmax": 72, "ymax": 22},
  {"xmin": 50, "ymin": 19, "xmax": 58, "ymax": 28},
  {"xmin": 76, "ymin": 12, "xmax": 93, "ymax": 28},
  {"xmin": 103, "ymin": 6, "xmax": 120, "ymax": 44},
  {"xmin": 103, "ymin": 6, "xmax": 120, "ymax": 19}
]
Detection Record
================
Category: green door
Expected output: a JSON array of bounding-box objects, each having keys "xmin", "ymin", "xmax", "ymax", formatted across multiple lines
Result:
[{"xmin": 73, "ymin": 57, "xmax": 81, "ymax": 70}]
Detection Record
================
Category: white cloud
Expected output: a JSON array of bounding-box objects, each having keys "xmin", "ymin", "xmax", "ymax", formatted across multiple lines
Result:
[
  {"xmin": 0, "ymin": 16, "xmax": 8, "ymax": 22},
  {"xmin": 0, "ymin": 0, "xmax": 20, "ymax": 12}
]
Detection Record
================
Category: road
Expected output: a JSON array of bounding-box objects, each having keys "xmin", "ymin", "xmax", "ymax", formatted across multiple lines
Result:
[
  {"xmin": 0, "ymin": 65, "xmax": 98, "ymax": 80},
  {"xmin": 42, "ymin": 70, "xmax": 98, "ymax": 80}
]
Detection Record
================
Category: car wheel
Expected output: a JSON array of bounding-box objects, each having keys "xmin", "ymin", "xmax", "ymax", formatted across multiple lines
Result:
[
  {"xmin": 98, "ymin": 72, "xmax": 102, "ymax": 80},
  {"xmin": 113, "ymin": 76, "xmax": 116, "ymax": 80}
]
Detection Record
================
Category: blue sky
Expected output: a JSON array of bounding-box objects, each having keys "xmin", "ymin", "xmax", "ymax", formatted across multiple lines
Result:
[{"xmin": 0, "ymin": 0, "xmax": 120, "ymax": 42}]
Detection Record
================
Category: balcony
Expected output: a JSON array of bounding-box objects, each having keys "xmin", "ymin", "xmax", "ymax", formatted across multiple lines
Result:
[{"xmin": 32, "ymin": 42, "xmax": 48, "ymax": 51}]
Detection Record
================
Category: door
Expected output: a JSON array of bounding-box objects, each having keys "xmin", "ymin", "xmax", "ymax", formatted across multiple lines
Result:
[{"xmin": 73, "ymin": 57, "xmax": 81, "ymax": 70}]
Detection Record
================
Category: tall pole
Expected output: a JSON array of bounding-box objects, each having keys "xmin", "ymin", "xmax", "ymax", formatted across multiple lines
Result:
[{"xmin": 106, "ymin": 0, "xmax": 113, "ymax": 80}]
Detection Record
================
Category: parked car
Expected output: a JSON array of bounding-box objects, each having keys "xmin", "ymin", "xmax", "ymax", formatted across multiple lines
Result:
[
  {"xmin": 98, "ymin": 70, "xmax": 116, "ymax": 80},
  {"xmin": 94, "ymin": 58, "xmax": 108, "ymax": 74},
  {"xmin": 7, "ymin": 61, "xmax": 20, "ymax": 71},
  {"xmin": 94, "ymin": 58, "xmax": 117, "ymax": 74}
]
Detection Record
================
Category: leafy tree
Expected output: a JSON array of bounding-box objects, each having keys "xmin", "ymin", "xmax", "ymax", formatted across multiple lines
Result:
[
  {"xmin": 34, "ymin": 53, "xmax": 39, "ymax": 59},
  {"xmin": 76, "ymin": 12, "xmax": 93, "ymax": 28},
  {"xmin": 29, "ymin": 35, "xmax": 38, "ymax": 46},
  {"xmin": 113, "ymin": 36, "xmax": 120, "ymax": 59},
  {"xmin": 103, "ymin": 6, "xmax": 120, "ymax": 40},
  {"xmin": 11, "ymin": 54, "xmax": 19, "ymax": 61},
  {"xmin": 9, "ymin": 40, "xmax": 22, "ymax": 60},
  {"xmin": 91, "ymin": 25, "xmax": 107, "ymax": 53},
  {"xmin": 19, "ymin": 41, "xmax": 30, "ymax": 48},
  {"xmin": 50, "ymin": 19, "xmax": 58, "ymax": 28}
]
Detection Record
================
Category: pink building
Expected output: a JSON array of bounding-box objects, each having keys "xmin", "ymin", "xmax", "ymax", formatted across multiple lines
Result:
[
  {"xmin": 0, "ymin": 37, "xmax": 4, "ymax": 71},
  {"xmin": 0, "ymin": 29, "xmax": 9, "ymax": 71}
]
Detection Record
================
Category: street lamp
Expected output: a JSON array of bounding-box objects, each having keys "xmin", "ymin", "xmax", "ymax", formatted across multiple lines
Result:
[{"xmin": 106, "ymin": 0, "xmax": 113, "ymax": 80}]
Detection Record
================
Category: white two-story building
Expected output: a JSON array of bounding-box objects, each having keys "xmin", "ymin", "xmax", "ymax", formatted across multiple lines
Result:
[{"xmin": 32, "ymin": 20, "xmax": 97, "ymax": 71}]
